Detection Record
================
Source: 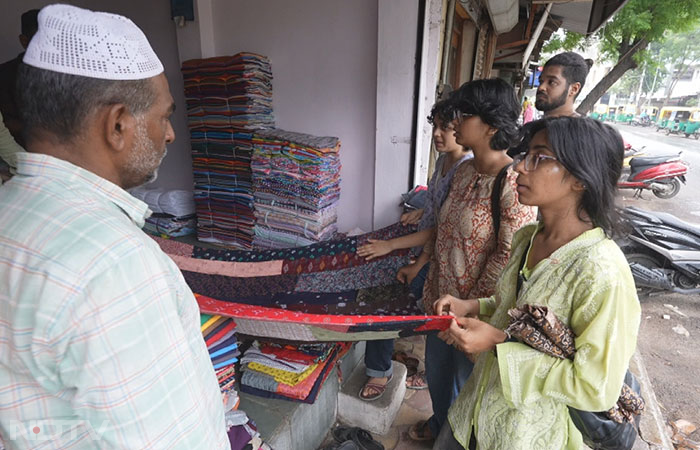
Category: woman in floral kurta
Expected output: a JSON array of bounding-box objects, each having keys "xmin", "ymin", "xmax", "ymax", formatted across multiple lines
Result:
[
  {"xmin": 433, "ymin": 117, "xmax": 641, "ymax": 449},
  {"xmin": 404, "ymin": 79, "xmax": 537, "ymax": 442}
]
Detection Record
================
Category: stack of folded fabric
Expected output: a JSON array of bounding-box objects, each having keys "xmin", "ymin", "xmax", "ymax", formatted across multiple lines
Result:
[
  {"xmin": 182, "ymin": 53, "xmax": 274, "ymax": 249},
  {"xmin": 239, "ymin": 341, "xmax": 349, "ymax": 403},
  {"xmin": 201, "ymin": 314, "xmax": 241, "ymax": 410},
  {"xmin": 252, "ymin": 129, "xmax": 341, "ymax": 248},
  {"xmin": 130, "ymin": 187, "xmax": 196, "ymax": 237}
]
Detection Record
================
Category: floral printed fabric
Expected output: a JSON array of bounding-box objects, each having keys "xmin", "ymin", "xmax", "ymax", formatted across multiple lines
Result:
[{"xmin": 422, "ymin": 161, "xmax": 537, "ymax": 312}]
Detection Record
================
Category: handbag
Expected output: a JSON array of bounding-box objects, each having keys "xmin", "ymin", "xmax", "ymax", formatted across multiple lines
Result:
[
  {"xmin": 512, "ymin": 248, "xmax": 642, "ymax": 450},
  {"xmin": 568, "ymin": 370, "xmax": 642, "ymax": 450}
]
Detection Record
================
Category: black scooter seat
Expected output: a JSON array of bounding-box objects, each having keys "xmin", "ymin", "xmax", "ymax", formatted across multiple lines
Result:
[
  {"xmin": 626, "ymin": 207, "xmax": 700, "ymax": 238},
  {"xmin": 629, "ymin": 155, "xmax": 679, "ymax": 169}
]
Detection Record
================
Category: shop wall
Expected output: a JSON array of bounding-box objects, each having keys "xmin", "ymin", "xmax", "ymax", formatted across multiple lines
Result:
[
  {"xmin": 0, "ymin": 0, "xmax": 194, "ymax": 191},
  {"xmin": 208, "ymin": 0, "xmax": 380, "ymax": 232}
]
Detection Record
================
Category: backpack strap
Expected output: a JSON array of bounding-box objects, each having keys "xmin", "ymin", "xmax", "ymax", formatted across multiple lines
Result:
[{"xmin": 491, "ymin": 164, "xmax": 511, "ymax": 238}]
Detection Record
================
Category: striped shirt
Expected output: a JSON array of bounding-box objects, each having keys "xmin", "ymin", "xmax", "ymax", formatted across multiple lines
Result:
[{"xmin": 0, "ymin": 153, "xmax": 229, "ymax": 449}]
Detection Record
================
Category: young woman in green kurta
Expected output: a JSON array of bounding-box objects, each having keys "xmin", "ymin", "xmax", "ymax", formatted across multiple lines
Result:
[{"xmin": 431, "ymin": 117, "xmax": 641, "ymax": 450}]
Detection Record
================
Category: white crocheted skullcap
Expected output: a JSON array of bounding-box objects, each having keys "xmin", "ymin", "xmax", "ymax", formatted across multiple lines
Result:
[{"xmin": 23, "ymin": 4, "xmax": 163, "ymax": 80}]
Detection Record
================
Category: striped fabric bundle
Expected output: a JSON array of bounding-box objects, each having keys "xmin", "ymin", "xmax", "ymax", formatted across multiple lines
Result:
[
  {"xmin": 201, "ymin": 313, "xmax": 241, "ymax": 411},
  {"xmin": 252, "ymin": 129, "xmax": 341, "ymax": 248},
  {"xmin": 182, "ymin": 53, "xmax": 274, "ymax": 249}
]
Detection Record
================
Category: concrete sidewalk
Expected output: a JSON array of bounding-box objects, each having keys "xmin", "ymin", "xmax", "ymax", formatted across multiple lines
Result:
[{"xmin": 321, "ymin": 336, "xmax": 674, "ymax": 450}]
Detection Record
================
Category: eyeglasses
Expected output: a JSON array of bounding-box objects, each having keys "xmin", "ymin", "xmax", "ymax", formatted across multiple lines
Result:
[
  {"xmin": 513, "ymin": 152, "xmax": 559, "ymax": 171},
  {"xmin": 454, "ymin": 112, "xmax": 475, "ymax": 124}
]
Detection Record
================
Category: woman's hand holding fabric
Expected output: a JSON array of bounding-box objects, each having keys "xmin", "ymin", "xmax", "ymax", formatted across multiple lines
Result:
[
  {"xmin": 432, "ymin": 295, "xmax": 479, "ymax": 318},
  {"xmin": 356, "ymin": 239, "xmax": 393, "ymax": 260},
  {"xmin": 400, "ymin": 209, "xmax": 423, "ymax": 225},
  {"xmin": 438, "ymin": 317, "xmax": 506, "ymax": 355}
]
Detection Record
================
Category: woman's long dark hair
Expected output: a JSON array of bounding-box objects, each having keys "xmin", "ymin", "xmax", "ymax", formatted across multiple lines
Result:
[
  {"xmin": 522, "ymin": 117, "xmax": 624, "ymax": 236},
  {"xmin": 447, "ymin": 78, "xmax": 521, "ymax": 150}
]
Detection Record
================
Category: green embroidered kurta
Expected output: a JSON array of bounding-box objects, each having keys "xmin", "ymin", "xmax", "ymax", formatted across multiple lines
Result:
[{"xmin": 447, "ymin": 224, "xmax": 641, "ymax": 450}]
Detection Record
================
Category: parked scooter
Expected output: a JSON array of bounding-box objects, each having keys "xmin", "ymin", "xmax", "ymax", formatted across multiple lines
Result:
[
  {"xmin": 630, "ymin": 116, "xmax": 653, "ymax": 127},
  {"xmin": 618, "ymin": 152, "xmax": 688, "ymax": 199},
  {"xmin": 618, "ymin": 206, "xmax": 700, "ymax": 294}
]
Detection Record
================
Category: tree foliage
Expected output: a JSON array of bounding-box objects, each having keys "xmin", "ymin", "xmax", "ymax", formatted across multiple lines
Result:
[{"xmin": 538, "ymin": 0, "xmax": 700, "ymax": 113}]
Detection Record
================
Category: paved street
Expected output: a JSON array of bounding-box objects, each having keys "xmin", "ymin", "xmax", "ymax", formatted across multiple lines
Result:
[{"xmin": 611, "ymin": 122, "xmax": 700, "ymax": 446}]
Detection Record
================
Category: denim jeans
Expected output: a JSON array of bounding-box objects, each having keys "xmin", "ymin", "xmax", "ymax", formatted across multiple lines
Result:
[
  {"xmin": 425, "ymin": 332, "xmax": 474, "ymax": 437},
  {"xmin": 364, "ymin": 263, "xmax": 430, "ymax": 377}
]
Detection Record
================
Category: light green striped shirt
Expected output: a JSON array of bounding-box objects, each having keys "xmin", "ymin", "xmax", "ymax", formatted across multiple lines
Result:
[{"xmin": 0, "ymin": 153, "xmax": 229, "ymax": 449}]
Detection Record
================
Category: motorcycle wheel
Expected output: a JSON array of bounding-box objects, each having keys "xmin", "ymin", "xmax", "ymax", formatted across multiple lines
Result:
[
  {"xmin": 665, "ymin": 128, "xmax": 671, "ymax": 135},
  {"xmin": 652, "ymin": 178, "xmax": 681, "ymax": 199},
  {"xmin": 673, "ymin": 272, "xmax": 698, "ymax": 290},
  {"xmin": 625, "ymin": 251, "xmax": 664, "ymax": 297},
  {"xmin": 695, "ymin": 133, "xmax": 699, "ymax": 140}
]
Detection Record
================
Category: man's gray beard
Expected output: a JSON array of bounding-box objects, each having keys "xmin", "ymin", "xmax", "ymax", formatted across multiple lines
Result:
[{"xmin": 124, "ymin": 117, "xmax": 166, "ymax": 188}]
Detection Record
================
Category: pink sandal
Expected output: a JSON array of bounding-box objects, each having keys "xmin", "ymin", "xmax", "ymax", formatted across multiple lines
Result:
[{"xmin": 358, "ymin": 375, "xmax": 392, "ymax": 401}]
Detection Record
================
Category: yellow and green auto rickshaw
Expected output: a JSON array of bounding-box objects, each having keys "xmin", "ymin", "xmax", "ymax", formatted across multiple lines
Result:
[
  {"xmin": 656, "ymin": 107, "xmax": 693, "ymax": 133},
  {"xmin": 614, "ymin": 104, "xmax": 636, "ymax": 123},
  {"xmin": 683, "ymin": 109, "xmax": 700, "ymax": 139}
]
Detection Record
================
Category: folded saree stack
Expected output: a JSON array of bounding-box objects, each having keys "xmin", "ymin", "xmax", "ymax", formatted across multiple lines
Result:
[
  {"xmin": 238, "ymin": 341, "xmax": 349, "ymax": 403},
  {"xmin": 252, "ymin": 129, "xmax": 341, "ymax": 248},
  {"xmin": 201, "ymin": 313, "xmax": 241, "ymax": 410},
  {"xmin": 182, "ymin": 53, "xmax": 274, "ymax": 248}
]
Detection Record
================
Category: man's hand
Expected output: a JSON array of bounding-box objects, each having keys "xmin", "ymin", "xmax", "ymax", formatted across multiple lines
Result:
[
  {"xmin": 400, "ymin": 209, "xmax": 423, "ymax": 226},
  {"xmin": 432, "ymin": 295, "xmax": 479, "ymax": 317},
  {"xmin": 356, "ymin": 239, "xmax": 393, "ymax": 260},
  {"xmin": 397, "ymin": 262, "xmax": 422, "ymax": 284},
  {"xmin": 437, "ymin": 317, "xmax": 506, "ymax": 355}
]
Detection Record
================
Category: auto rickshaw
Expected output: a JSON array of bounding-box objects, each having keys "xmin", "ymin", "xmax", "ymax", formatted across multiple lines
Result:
[
  {"xmin": 683, "ymin": 109, "xmax": 700, "ymax": 139},
  {"xmin": 661, "ymin": 107, "xmax": 694, "ymax": 135}
]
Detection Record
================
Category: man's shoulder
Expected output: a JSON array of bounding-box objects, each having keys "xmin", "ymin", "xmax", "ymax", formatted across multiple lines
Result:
[{"xmin": 1, "ymin": 179, "xmax": 156, "ymax": 277}]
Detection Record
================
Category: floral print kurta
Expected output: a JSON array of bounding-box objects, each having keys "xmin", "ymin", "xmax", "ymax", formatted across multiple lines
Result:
[
  {"xmin": 447, "ymin": 224, "xmax": 641, "ymax": 449},
  {"xmin": 422, "ymin": 160, "xmax": 537, "ymax": 312}
]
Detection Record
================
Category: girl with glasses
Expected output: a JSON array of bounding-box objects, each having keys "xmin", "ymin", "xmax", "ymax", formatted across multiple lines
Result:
[
  {"xmin": 432, "ymin": 117, "xmax": 640, "ymax": 449},
  {"xmin": 406, "ymin": 78, "xmax": 537, "ymax": 443}
]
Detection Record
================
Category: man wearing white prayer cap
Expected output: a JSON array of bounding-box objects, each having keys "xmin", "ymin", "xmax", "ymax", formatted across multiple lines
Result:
[{"xmin": 0, "ymin": 5, "xmax": 230, "ymax": 449}]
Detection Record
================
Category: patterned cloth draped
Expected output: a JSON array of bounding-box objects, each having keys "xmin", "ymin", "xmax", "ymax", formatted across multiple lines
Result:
[
  {"xmin": 505, "ymin": 304, "xmax": 645, "ymax": 424},
  {"xmin": 153, "ymin": 223, "xmax": 451, "ymax": 341}
]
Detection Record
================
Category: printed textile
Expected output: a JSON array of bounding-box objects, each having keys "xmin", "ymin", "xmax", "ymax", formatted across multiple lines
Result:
[{"xmin": 154, "ymin": 222, "xmax": 448, "ymax": 341}]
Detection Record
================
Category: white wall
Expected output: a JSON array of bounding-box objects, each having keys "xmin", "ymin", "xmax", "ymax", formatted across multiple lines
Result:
[
  {"xmin": 207, "ymin": 0, "xmax": 380, "ymax": 232},
  {"xmin": 374, "ymin": 1, "xmax": 419, "ymax": 229},
  {"xmin": 0, "ymin": 0, "xmax": 194, "ymax": 192}
]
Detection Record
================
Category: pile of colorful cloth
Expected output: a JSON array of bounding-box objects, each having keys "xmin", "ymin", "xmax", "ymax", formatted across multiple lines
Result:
[
  {"xmin": 201, "ymin": 315, "xmax": 272, "ymax": 450},
  {"xmin": 201, "ymin": 314, "xmax": 241, "ymax": 409},
  {"xmin": 239, "ymin": 341, "xmax": 349, "ymax": 403},
  {"xmin": 182, "ymin": 53, "xmax": 274, "ymax": 249},
  {"xmin": 252, "ymin": 128, "xmax": 341, "ymax": 248},
  {"xmin": 130, "ymin": 187, "xmax": 196, "ymax": 237}
]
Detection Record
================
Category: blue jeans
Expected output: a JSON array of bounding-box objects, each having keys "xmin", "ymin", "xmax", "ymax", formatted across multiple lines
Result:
[
  {"xmin": 364, "ymin": 263, "xmax": 430, "ymax": 377},
  {"xmin": 425, "ymin": 332, "xmax": 474, "ymax": 437}
]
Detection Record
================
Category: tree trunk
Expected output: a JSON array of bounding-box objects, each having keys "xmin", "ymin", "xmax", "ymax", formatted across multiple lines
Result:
[{"xmin": 576, "ymin": 39, "xmax": 649, "ymax": 115}]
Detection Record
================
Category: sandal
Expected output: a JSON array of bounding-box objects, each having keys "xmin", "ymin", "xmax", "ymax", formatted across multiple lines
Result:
[
  {"xmin": 331, "ymin": 426, "xmax": 384, "ymax": 450},
  {"xmin": 408, "ymin": 420, "xmax": 434, "ymax": 442},
  {"xmin": 405, "ymin": 370, "xmax": 427, "ymax": 390},
  {"xmin": 392, "ymin": 350, "xmax": 419, "ymax": 374},
  {"xmin": 358, "ymin": 375, "xmax": 392, "ymax": 401}
]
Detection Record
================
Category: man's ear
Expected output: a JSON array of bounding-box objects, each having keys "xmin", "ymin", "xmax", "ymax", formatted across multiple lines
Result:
[
  {"xmin": 19, "ymin": 34, "xmax": 30, "ymax": 49},
  {"xmin": 569, "ymin": 82, "xmax": 582, "ymax": 99},
  {"xmin": 103, "ymin": 104, "xmax": 135, "ymax": 154}
]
